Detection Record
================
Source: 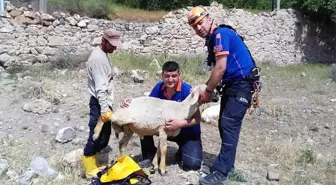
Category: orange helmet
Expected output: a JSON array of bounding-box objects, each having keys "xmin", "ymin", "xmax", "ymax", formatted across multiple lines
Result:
[{"xmin": 187, "ymin": 6, "xmax": 209, "ymax": 26}]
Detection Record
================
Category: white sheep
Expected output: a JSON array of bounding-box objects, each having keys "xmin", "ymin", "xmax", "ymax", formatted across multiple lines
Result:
[
  {"xmin": 92, "ymin": 84, "xmax": 207, "ymax": 175},
  {"xmin": 201, "ymin": 104, "xmax": 220, "ymax": 124}
]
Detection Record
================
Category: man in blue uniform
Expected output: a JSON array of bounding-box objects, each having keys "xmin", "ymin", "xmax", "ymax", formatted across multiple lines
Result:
[
  {"xmin": 122, "ymin": 61, "xmax": 203, "ymax": 171},
  {"xmin": 187, "ymin": 6, "xmax": 260, "ymax": 185}
]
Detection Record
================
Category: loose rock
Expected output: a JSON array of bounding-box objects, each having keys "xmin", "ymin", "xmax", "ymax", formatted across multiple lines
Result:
[
  {"xmin": 56, "ymin": 127, "xmax": 76, "ymax": 143},
  {"xmin": 22, "ymin": 99, "xmax": 52, "ymax": 115}
]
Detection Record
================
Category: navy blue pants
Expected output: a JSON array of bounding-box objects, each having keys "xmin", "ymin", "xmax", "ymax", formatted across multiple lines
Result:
[
  {"xmin": 213, "ymin": 81, "xmax": 252, "ymax": 175},
  {"xmin": 140, "ymin": 133, "xmax": 203, "ymax": 171},
  {"xmin": 84, "ymin": 96, "xmax": 112, "ymax": 156}
]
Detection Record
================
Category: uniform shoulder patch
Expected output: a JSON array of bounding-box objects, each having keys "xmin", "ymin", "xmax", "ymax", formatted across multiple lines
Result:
[{"xmin": 214, "ymin": 45, "xmax": 223, "ymax": 52}]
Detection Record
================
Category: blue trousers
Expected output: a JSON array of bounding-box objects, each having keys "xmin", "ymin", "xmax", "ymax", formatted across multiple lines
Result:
[
  {"xmin": 84, "ymin": 96, "xmax": 112, "ymax": 156},
  {"xmin": 140, "ymin": 133, "xmax": 203, "ymax": 171},
  {"xmin": 213, "ymin": 81, "xmax": 252, "ymax": 175}
]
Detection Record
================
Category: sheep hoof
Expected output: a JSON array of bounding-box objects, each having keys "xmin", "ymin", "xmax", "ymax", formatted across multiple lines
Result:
[
  {"xmin": 153, "ymin": 163, "xmax": 158, "ymax": 170},
  {"xmin": 153, "ymin": 166, "xmax": 158, "ymax": 173},
  {"xmin": 159, "ymin": 169, "xmax": 167, "ymax": 176}
]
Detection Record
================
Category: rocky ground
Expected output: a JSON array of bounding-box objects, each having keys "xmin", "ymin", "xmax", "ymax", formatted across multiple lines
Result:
[{"xmin": 0, "ymin": 63, "xmax": 335, "ymax": 185}]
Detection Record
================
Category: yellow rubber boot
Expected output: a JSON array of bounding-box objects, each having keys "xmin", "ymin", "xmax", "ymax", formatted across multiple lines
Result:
[{"xmin": 81, "ymin": 154, "xmax": 105, "ymax": 179}]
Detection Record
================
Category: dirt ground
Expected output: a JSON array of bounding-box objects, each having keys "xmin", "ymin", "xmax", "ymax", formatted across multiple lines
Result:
[{"xmin": 0, "ymin": 63, "xmax": 335, "ymax": 185}]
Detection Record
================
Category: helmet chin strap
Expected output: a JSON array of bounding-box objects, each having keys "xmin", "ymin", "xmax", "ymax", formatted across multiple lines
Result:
[
  {"xmin": 207, "ymin": 19, "xmax": 214, "ymax": 36},
  {"xmin": 204, "ymin": 19, "xmax": 214, "ymax": 46}
]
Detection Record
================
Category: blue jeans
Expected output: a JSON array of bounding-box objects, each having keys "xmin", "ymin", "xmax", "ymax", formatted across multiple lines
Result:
[
  {"xmin": 213, "ymin": 81, "xmax": 252, "ymax": 175},
  {"xmin": 140, "ymin": 133, "xmax": 203, "ymax": 171},
  {"xmin": 84, "ymin": 96, "xmax": 112, "ymax": 156}
]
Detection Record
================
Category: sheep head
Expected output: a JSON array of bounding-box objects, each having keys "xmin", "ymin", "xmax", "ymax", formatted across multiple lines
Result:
[
  {"xmin": 180, "ymin": 84, "xmax": 206, "ymax": 119},
  {"xmin": 184, "ymin": 84, "xmax": 207, "ymax": 106}
]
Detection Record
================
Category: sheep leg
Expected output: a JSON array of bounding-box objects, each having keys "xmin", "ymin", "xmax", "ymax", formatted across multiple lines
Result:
[
  {"xmin": 119, "ymin": 125, "xmax": 133, "ymax": 157},
  {"xmin": 153, "ymin": 139, "xmax": 160, "ymax": 172},
  {"xmin": 159, "ymin": 128, "xmax": 167, "ymax": 175},
  {"xmin": 111, "ymin": 122, "xmax": 122, "ymax": 139},
  {"xmin": 93, "ymin": 118, "xmax": 104, "ymax": 140}
]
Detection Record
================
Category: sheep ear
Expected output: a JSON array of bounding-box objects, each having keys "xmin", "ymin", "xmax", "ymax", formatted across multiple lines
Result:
[{"xmin": 189, "ymin": 88, "xmax": 200, "ymax": 105}]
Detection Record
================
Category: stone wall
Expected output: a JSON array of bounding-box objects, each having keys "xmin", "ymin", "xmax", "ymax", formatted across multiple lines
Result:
[{"xmin": 0, "ymin": 2, "xmax": 335, "ymax": 69}]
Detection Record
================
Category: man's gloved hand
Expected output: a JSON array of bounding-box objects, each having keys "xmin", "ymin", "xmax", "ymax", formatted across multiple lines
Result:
[{"xmin": 101, "ymin": 110, "xmax": 112, "ymax": 123}]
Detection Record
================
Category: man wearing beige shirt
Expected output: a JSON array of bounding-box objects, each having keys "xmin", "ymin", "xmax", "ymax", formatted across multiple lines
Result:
[{"xmin": 82, "ymin": 28, "xmax": 121, "ymax": 179}]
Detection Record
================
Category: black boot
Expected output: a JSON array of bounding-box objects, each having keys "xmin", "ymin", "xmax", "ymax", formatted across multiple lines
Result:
[{"xmin": 199, "ymin": 170, "xmax": 228, "ymax": 185}]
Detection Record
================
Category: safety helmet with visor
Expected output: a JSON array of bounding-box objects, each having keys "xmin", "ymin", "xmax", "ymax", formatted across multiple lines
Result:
[{"xmin": 187, "ymin": 6, "xmax": 209, "ymax": 26}]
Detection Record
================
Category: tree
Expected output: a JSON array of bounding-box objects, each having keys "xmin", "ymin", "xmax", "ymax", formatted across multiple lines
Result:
[
  {"xmin": 114, "ymin": 0, "xmax": 336, "ymax": 21},
  {"xmin": 294, "ymin": 0, "xmax": 336, "ymax": 21}
]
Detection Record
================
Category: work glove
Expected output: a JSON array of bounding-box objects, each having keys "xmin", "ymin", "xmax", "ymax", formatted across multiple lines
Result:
[{"xmin": 101, "ymin": 110, "xmax": 112, "ymax": 123}]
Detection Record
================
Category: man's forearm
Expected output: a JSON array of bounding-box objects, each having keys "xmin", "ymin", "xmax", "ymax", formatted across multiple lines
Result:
[
  {"xmin": 91, "ymin": 62, "xmax": 110, "ymax": 114},
  {"xmin": 97, "ymin": 90, "xmax": 110, "ymax": 113},
  {"xmin": 206, "ymin": 67, "xmax": 224, "ymax": 92},
  {"xmin": 182, "ymin": 110, "xmax": 201, "ymax": 128},
  {"xmin": 183, "ymin": 117, "xmax": 198, "ymax": 127},
  {"xmin": 206, "ymin": 55, "xmax": 227, "ymax": 91}
]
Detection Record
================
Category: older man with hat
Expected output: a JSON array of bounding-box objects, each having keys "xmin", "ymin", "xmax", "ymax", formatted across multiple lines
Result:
[{"xmin": 81, "ymin": 28, "xmax": 121, "ymax": 179}]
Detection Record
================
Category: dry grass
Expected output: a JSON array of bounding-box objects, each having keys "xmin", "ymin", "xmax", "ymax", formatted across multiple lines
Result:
[
  {"xmin": 259, "ymin": 140, "xmax": 336, "ymax": 185},
  {"xmin": 47, "ymin": 0, "xmax": 168, "ymax": 22},
  {"xmin": 109, "ymin": 51, "xmax": 207, "ymax": 84},
  {"xmin": 0, "ymin": 138, "xmax": 86, "ymax": 185},
  {"xmin": 7, "ymin": 64, "xmax": 87, "ymax": 105},
  {"xmin": 258, "ymin": 63, "xmax": 333, "ymax": 118},
  {"xmin": 108, "ymin": 4, "xmax": 168, "ymax": 22},
  {"xmin": 241, "ymin": 62, "xmax": 336, "ymax": 185}
]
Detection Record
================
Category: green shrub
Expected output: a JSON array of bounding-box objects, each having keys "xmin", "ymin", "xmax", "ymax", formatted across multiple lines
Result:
[
  {"xmin": 216, "ymin": 0, "xmax": 296, "ymax": 10},
  {"xmin": 295, "ymin": 0, "xmax": 336, "ymax": 21},
  {"xmin": 113, "ymin": 0, "xmax": 211, "ymax": 10},
  {"xmin": 47, "ymin": 0, "xmax": 115, "ymax": 19},
  {"xmin": 113, "ymin": 0, "xmax": 295, "ymax": 11},
  {"xmin": 296, "ymin": 148, "xmax": 316, "ymax": 166},
  {"xmin": 115, "ymin": 0, "xmax": 336, "ymax": 21},
  {"xmin": 218, "ymin": 0, "xmax": 335, "ymax": 21}
]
